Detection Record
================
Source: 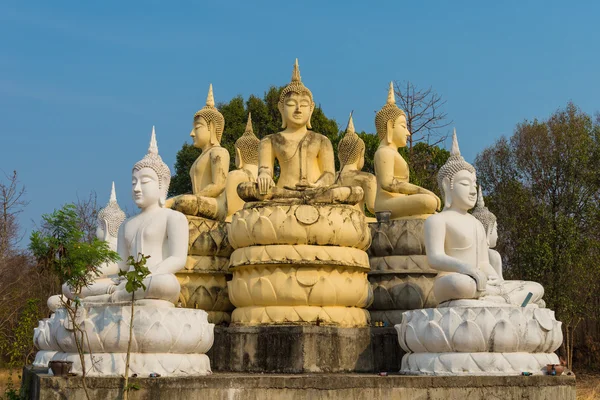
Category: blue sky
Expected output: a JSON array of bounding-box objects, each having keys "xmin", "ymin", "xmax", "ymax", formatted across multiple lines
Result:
[{"xmin": 0, "ymin": 1, "xmax": 598, "ymax": 241}]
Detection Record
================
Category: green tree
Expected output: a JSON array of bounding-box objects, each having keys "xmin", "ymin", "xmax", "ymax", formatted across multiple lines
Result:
[{"xmin": 474, "ymin": 102, "xmax": 600, "ymax": 369}]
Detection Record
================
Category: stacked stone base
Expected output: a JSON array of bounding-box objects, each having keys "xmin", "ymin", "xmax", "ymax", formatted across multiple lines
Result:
[
  {"xmin": 33, "ymin": 303, "xmax": 214, "ymax": 377},
  {"xmin": 228, "ymin": 204, "xmax": 373, "ymax": 327},
  {"xmin": 396, "ymin": 306, "xmax": 563, "ymax": 375},
  {"xmin": 177, "ymin": 216, "xmax": 234, "ymax": 324},
  {"xmin": 368, "ymin": 218, "xmax": 438, "ymax": 325}
]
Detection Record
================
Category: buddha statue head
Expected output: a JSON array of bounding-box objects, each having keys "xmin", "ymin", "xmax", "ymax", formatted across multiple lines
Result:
[
  {"xmin": 192, "ymin": 84, "xmax": 225, "ymax": 148},
  {"xmin": 132, "ymin": 127, "xmax": 171, "ymax": 208},
  {"xmin": 375, "ymin": 82, "xmax": 408, "ymax": 147},
  {"xmin": 278, "ymin": 59, "xmax": 315, "ymax": 130},
  {"xmin": 235, "ymin": 113, "xmax": 260, "ymax": 169},
  {"xmin": 338, "ymin": 113, "xmax": 365, "ymax": 170},
  {"xmin": 437, "ymin": 129, "xmax": 477, "ymax": 210},
  {"xmin": 472, "ymin": 185, "xmax": 498, "ymax": 248},
  {"xmin": 96, "ymin": 182, "xmax": 126, "ymax": 250}
]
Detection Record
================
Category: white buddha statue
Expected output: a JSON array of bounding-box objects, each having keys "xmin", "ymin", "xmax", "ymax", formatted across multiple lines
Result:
[
  {"xmin": 336, "ymin": 113, "xmax": 376, "ymax": 215},
  {"xmin": 61, "ymin": 182, "xmax": 125, "ymax": 301},
  {"xmin": 424, "ymin": 130, "xmax": 544, "ymax": 306},
  {"xmin": 85, "ymin": 128, "xmax": 188, "ymax": 304},
  {"xmin": 472, "ymin": 185, "xmax": 545, "ymax": 307}
]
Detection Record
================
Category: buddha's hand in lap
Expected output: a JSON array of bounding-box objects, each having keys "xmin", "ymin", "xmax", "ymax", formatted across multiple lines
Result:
[
  {"xmin": 257, "ymin": 175, "xmax": 275, "ymax": 195},
  {"xmin": 419, "ymin": 188, "xmax": 441, "ymax": 211},
  {"xmin": 461, "ymin": 267, "xmax": 488, "ymax": 292}
]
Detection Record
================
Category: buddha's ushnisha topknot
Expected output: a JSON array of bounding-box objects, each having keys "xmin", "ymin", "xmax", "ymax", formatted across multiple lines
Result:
[
  {"xmin": 235, "ymin": 113, "xmax": 260, "ymax": 165},
  {"xmin": 194, "ymin": 84, "xmax": 225, "ymax": 143},
  {"xmin": 436, "ymin": 128, "xmax": 476, "ymax": 198},
  {"xmin": 97, "ymin": 182, "xmax": 126, "ymax": 238},
  {"xmin": 133, "ymin": 126, "xmax": 171, "ymax": 199},
  {"xmin": 375, "ymin": 82, "xmax": 406, "ymax": 141},
  {"xmin": 472, "ymin": 185, "xmax": 497, "ymax": 234},
  {"xmin": 338, "ymin": 113, "xmax": 365, "ymax": 167},
  {"xmin": 278, "ymin": 59, "xmax": 314, "ymax": 129}
]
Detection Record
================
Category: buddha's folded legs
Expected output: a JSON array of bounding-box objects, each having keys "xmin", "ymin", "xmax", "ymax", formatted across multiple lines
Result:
[
  {"xmin": 434, "ymin": 272, "xmax": 479, "ymax": 303},
  {"xmin": 377, "ymin": 194, "xmax": 437, "ymax": 219},
  {"xmin": 109, "ymin": 273, "xmax": 181, "ymax": 304},
  {"xmin": 170, "ymin": 194, "xmax": 221, "ymax": 220},
  {"xmin": 237, "ymin": 182, "xmax": 363, "ymax": 205},
  {"xmin": 484, "ymin": 280, "xmax": 545, "ymax": 307},
  {"xmin": 62, "ymin": 279, "xmax": 115, "ymax": 300}
]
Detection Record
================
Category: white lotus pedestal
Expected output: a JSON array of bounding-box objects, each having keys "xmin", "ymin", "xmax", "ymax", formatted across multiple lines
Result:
[
  {"xmin": 176, "ymin": 216, "xmax": 234, "ymax": 325},
  {"xmin": 33, "ymin": 301, "xmax": 214, "ymax": 377},
  {"xmin": 368, "ymin": 216, "xmax": 438, "ymax": 325},
  {"xmin": 396, "ymin": 305, "xmax": 562, "ymax": 375},
  {"xmin": 227, "ymin": 203, "xmax": 372, "ymax": 326}
]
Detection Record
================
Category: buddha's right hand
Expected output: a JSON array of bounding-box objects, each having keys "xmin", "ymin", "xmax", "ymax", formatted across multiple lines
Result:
[
  {"xmin": 462, "ymin": 267, "xmax": 487, "ymax": 292},
  {"xmin": 257, "ymin": 174, "xmax": 275, "ymax": 195}
]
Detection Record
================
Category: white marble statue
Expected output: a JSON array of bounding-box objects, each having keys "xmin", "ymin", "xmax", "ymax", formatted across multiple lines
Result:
[{"xmin": 85, "ymin": 127, "xmax": 188, "ymax": 304}]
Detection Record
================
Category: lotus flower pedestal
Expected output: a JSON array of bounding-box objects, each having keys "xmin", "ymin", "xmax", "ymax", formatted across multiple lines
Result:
[{"xmin": 396, "ymin": 305, "xmax": 562, "ymax": 375}]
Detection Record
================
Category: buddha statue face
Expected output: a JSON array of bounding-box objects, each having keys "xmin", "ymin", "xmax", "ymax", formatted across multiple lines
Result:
[
  {"xmin": 190, "ymin": 117, "xmax": 215, "ymax": 149},
  {"xmin": 441, "ymin": 169, "xmax": 477, "ymax": 211},
  {"xmin": 132, "ymin": 167, "xmax": 162, "ymax": 209},
  {"xmin": 281, "ymin": 92, "xmax": 313, "ymax": 130},
  {"xmin": 388, "ymin": 115, "xmax": 410, "ymax": 148}
]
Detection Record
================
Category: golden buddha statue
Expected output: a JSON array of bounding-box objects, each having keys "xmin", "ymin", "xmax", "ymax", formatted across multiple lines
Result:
[
  {"xmin": 336, "ymin": 113, "xmax": 376, "ymax": 215},
  {"xmin": 166, "ymin": 84, "xmax": 229, "ymax": 220},
  {"xmin": 225, "ymin": 113, "xmax": 260, "ymax": 220},
  {"xmin": 373, "ymin": 83, "xmax": 440, "ymax": 219},
  {"xmin": 237, "ymin": 59, "xmax": 362, "ymax": 205}
]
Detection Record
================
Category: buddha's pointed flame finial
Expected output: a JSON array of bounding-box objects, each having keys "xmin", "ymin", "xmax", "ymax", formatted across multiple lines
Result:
[
  {"xmin": 477, "ymin": 185, "xmax": 485, "ymax": 208},
  {"xmin": 148, "ymin": 126, "xmax": 159, "ymax": 155},
  {"xmin": 451, "ymin": 128, "xmax": 461, "ymax": 157},
  {"xmin": 291, "ymin": 58, "xmax": 302, "ymax": 83},
  {"xmin": 244, "ymin": 112, "xmax": 254, "ymax": 134},
  {"xmin": 346, "ymin": 112, "xmax": 355, "ymax": 134},
  {"xmin": 109, "ymin": 181, "xmax": 117, "ymax": 203},
  {"xmin": 387, "ymin": 82, "xmax": 396, "ymax": 105},
  {"xmin": 206, "ymin": 83, "xmax": 215, "ymax": 108}
]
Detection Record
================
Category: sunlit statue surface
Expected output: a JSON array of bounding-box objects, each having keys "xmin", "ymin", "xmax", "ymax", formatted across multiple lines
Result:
[
  {"xmin": 166, "ymin": 85, "xmax": 229, "ymax": 220},
  {"xmin": 238, "ymin": 59, "xmax": 361, "ymax": 205},
  {"xmin": 86, "ymin": 128, "xmax": 188, "ymax": 304},
  {"xmin": 61, "ymin": 182, "xmax": 125, "ymax": 301},
  {"xmin": 225, "ymin": 113, "xmax": 260, "ymax": 220},
  {"xmin": 471, "ymin": 186, "xmax": 544, "ymax": 306},
  {"xmin": 373, "ymin": 83, "xmax": 440, "ymax": 219},
  {"xmin": 336, "ymin": 113, "xmax": 376, "ymax": 215},
  {"xmin": 424, "ymin": 130, "xmax": 543, "ymax": 306}
]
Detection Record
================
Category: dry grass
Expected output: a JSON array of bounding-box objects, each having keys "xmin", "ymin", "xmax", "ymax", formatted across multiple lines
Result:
[
  {"xmin": 577, "ymin": 372, "xmax": 600, "ymax": 400},
  {"xmin": 0, "ymin": 368, "xmax": 21, "ymax": 397}
]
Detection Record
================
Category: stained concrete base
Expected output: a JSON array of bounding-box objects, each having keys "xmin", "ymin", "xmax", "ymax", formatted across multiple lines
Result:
[
  {"xmin": 22, "ymin": 367, "xmax": 576, "ymax": 400},
  {"xmin": 207, "ymin": 325, "xmax": 403, "ymax": 373}
]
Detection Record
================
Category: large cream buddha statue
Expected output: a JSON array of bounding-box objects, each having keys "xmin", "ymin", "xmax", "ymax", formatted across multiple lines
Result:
[
  {"xmin": 85, "ymin": 128, "xmax": 188, "ymax": 304},
  {"xmin": 166, "ymin": 84, "xmax": 229, "ymax": 220},
  {"xmin": 424, "ymin": 130, "xmax": 543, "ymax": 306},
  {"xmin": 336, "ymin": 113, "xmax": 376, "ymax": 216},
  {"xmin": 373, "ymin": 83, "xmax": 440, "ymax": 219},
  {"xmin": 225, "ymin": 113, "xmax": 260, "ymax": 220},
  {"xmin": 60, "ymin": 182, "xmax": 126, "ymax": 302},
  {"xmin": 238, "ymin": 59, "xmax": 362, "ymax": 205}
]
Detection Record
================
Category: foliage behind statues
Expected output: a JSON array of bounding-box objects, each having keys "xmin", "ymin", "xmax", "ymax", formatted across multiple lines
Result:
[{"xmin": 474, "ymin": 102, "xmax": 600, "ymax": 369}]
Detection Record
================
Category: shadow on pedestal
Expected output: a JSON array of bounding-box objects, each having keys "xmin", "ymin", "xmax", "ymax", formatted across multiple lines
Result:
[{"xmin": 207, "ymin": 325, "xmax": 403, "ymax": 373}]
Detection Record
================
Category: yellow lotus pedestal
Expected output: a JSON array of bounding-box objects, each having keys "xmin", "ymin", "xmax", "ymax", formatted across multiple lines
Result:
[
  {"xmin": 176, "ymin": 216, "xmax": 234, "ymax": 324},
  {"xmin": 227, "ymin": 203, "xmax": 373, "ymax": 327}
]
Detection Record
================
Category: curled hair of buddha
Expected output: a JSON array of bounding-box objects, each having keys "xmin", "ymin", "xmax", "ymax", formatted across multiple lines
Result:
[
  {"xmin": 235, "ymin": 113, "xmax": 260, "ymax": 165},
  {"xmin": 278, "ymin": 59, "xmax": 314, "ymax": 129},
  {"xmin": 472, "ymin": 185, "xmax": 497, "ymax": 235},
  {"xmin": 194, "ymin": 84, "xmax": 225, "ymax": 143},
  {"xmin": 375, "ymin": 82, "xmax": 406, "ymax": 141},
  {"xmin": 97, "ymin": 182, "xmax": 126, "ymax": 238},
  {"xmin": 437, "ymin": 128, "xmax": 476, "ymax": 199},
  {"xmin": 338, "ymin": 113, "xmax": 365, "ymax": 167},
  {"xmin": 133, "ymin": 127, "xmax": 171, "ymax": 201}
]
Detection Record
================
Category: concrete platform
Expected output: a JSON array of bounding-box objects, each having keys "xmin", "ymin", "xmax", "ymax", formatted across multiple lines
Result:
[
  {"xmin": 207, "ymin": 325, "xmax": 403, "ymax": 373},
  {"xmin": 22, "ymin": 366, "xmax": 576, "ymax": 400}
]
